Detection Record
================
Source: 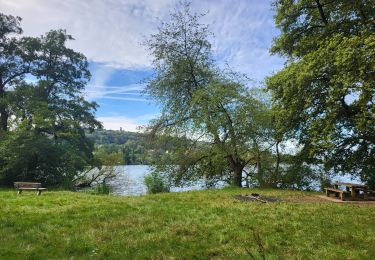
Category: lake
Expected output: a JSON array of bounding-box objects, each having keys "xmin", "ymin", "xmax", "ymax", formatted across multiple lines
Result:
[
  {"xmin": 106, "ymin": 165, "xmax": 210, "ymax": 196},
  {"xmin": 106, "ymin": 165, "xmax": 363, "ymax": 196}
]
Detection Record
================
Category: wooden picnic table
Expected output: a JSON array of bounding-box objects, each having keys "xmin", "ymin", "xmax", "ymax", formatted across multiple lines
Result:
[{"xmin": 334, "ymin": 182, "xmax": 368, "ymax": 200}]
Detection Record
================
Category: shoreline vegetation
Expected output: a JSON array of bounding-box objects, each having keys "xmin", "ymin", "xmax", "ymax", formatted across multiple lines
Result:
[{"xmin": 1, "ymin": 188, "xmax": 374, "ymax": 259}]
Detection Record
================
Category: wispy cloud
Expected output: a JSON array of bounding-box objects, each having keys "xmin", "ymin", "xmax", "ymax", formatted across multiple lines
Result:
[
  {"xmin": 199, "ymin": 0, "xmax": 283, "ymax": 81},
  {"xmin": 99, "ymin": 96, "xmax": 149, "ymax": 102},
  {"xmin": 85, "ymin": 83, "xmax": 147, "ymax": 100},
  {"xmin": 84, "ymin": 63, "xmax": 149, "ymax": 101},
  {"xmin": 1, "ymin": 0, "xmax": 283, "ymax": 81}
]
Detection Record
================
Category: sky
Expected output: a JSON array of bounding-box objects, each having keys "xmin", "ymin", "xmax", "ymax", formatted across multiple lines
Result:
[{"xmin": 1, "ymin": 0, "xmax": 284, "ymax": 131}]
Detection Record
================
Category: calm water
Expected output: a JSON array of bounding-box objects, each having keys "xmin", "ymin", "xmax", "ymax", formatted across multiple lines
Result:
[
  {"xmin": 105, "ymin": 165, "xmax": 362, "ymax": 196},
  {"xmin": 106, "ymin": 165, "xmax": 209, "ymax": 196}
]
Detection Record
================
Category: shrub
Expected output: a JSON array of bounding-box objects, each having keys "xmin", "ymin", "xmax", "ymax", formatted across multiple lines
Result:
[
  {"xmin": 93, "ymin": 183, "xmax": 110, "ymax": 195},
  {"xmin": 144, "ymin": 172, "xmax": 170, "ymax": 194}
]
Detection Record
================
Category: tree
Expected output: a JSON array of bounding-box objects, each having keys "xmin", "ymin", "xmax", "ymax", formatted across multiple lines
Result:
[
  {"xmin": 266, "ymin": 1, "xmax": 375, "ymax": 187},
  {"xmin": 145, "ymin": 2, "xmax": 276, "ymax": 187},
  {"xmin": 0, "ymin": 13, "xmax": 101, "ymax": 186},
  {"xmin": 72, "ymin": 148, "xmax": 119, "ymax": 189},
  {"xmin": 0, "ymin": 13, "xmax": 23, "ymax": 132}
]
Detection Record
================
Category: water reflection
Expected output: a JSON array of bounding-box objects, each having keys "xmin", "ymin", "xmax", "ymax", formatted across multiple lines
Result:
[{"xmin": 107, "ymin": 165, "xmax": 209, "ymax": 196}]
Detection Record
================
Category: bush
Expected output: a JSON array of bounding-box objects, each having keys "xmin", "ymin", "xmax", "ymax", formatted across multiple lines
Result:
[
  {"xmin": 144, "ymin": 172, "xmax": 170, "ymax": 194},
  {"xmin": 93, "ymin": 183, "xmax": 110, "ymax": 195}
]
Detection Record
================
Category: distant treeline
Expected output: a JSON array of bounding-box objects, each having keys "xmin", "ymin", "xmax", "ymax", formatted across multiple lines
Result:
[{"xmin": 86, "ymin": 130, "xmax": 167, "ymax": 165}]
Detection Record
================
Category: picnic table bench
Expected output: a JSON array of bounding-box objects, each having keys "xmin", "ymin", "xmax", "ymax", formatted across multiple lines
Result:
[
  {"xmin": 325, "ymin": 182, "xmax": 369, "ymax": 201},
  {"xmin": 14, "ymin": 182, "xmax": 47, "ymax": 195},
  {"xmin": 324, "ymin": 187, "xmax": 349, "ymax": 201}
]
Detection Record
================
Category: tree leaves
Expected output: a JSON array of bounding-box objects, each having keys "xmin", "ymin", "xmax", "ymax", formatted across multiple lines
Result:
[
  {"xmin": 268, "ymin": 0, "xmax": 375, "ymax": 186},
  {"xmin": 0, "ymin": 13, "xmax": 101, "ymax": 186},
  {"xmin": 145, "ymin": 3, "xmax": 278, "ymax": 187}
]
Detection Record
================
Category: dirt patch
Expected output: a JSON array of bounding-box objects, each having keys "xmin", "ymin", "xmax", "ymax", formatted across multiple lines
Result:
[
  {"xmin": 316, "ymin": 195, "xmax": 375, "ymax": 204},
  {"xmin": 285, "ymin": 195, "xmax": 331, "ymax": 203},
  {"xmin": 283, "ymin": 194, "xmax": 375, "ymax": 205},
  {"xmin": 234, "ymin": 194, "xmax": 280, "ymax": 203},
  {"xmin": 234, "ymin": 193, "xmax": 375, "ymax": 205}
]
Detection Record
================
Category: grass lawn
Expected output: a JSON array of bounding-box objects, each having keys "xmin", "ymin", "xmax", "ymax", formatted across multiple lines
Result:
[{"xmin": 1, "ymin": 188, "xmax": 374, "ymax": 259}]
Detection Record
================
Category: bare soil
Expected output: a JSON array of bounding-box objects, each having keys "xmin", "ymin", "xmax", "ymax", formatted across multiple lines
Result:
[
  {"xmin": 316, "ymin": 195, "xmax": 375, "ymax": 205},
  {"xmin": 233, "ymin": 194, "xmax": 280, "ymax": 203}
]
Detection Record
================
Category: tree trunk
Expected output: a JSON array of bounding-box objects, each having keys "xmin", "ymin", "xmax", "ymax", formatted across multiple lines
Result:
[
  {"xmin": 0, "ymin": 83, "xmax": 8, "ymax": 131},
  {"xmin": 275, "ymin": 140, "xmax": 280, "ymax": 179},
  {"xmin": 232, "ymin": 164, "xmax": 244, "ymax": 187},
  {"xmin": 315, "ymin": 0, "xmax": 328, "ymax": 25},
  {"xmin": 256, "ymin": 150, "xmax": 264, "ymax": 187},
  {"xmin": 0, "ymin": 107, "xmax": 8, "ymax": 131}
]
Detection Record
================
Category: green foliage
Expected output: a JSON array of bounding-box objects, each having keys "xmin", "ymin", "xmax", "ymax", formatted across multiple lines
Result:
[
  {"xmin": 93, "ymin": 183, "xmax": 110, "ymax": 195},
  {"xmin": 87, "ymin": 129, "xmax": 172, "ymax": 165},
  {"xmin": 145, "ymin": 2, "xmax": 281, "ymax": 187},
  {"xmin": 0, "ymin": 189, "xmax": 375, "ymax": 258},
  {"xmin": 87, "ymin": 129, "xmax": 144, "ymax": 145},
  {"xmin": 0, "ymin": 128, "xmax": 95, "ymax": 186},
  {"xmin": 144, "ymin": 172, "xmax": 170, "ymax": 194},
  {"xmin": 267, "ymin": 0, "xmax": 375, "ymax": 185},
  {"xmin": 0, "ymin": 13, "xmax": 101, "ymax": 186},
  {"xmin": 94, "ymin": 146, "xmax": 124, "ymax": 165}
]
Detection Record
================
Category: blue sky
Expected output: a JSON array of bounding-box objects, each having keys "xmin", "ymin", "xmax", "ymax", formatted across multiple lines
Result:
[{"xmin": 1, "ymin": 0, "xmax": 284, "ymax": 131}]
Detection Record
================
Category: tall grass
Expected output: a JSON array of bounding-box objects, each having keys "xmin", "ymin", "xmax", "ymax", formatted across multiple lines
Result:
[{"xmin": 0, "ymin": 188, "xmax": 374, "ymax": 259}]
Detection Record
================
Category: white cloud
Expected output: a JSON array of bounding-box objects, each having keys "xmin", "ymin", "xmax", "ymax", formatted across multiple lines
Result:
[
  {"xmin": 1, "ymin": 0, "xmax": 173, "ymax": 68},
  {"xmin": 98, "ymin": 113, "xmax": 158, "ymax": 131},
  {"xmin": 98, "ymin": 116, "xmax": 140, "ymax": 132},
  {"xmin": 1, "ymin": 0, "xmax": 283, "ymax": 81}
]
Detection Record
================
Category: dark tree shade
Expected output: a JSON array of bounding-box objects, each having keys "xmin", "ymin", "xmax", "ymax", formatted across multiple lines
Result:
[
  {"xmin": 267, "ymin": 0, "xmax": 375, "ymax": 187},
  {"xmin": 0, "ymin": 13, "xmax": 101, "ymax": 187}
]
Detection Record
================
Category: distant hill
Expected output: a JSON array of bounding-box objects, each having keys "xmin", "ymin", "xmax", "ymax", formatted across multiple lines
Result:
[
  {"xmin": 86, "ymin": 129, "xmax": 164, "ymax": 165},
  {"xmin": 87, "ymin": 129, "xmax": 147, "ymax": 146}
]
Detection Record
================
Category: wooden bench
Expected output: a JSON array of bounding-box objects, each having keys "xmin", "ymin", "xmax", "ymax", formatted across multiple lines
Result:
[
  {"xmin": 14, "ymin": 182, "xmax": 47, "ymax": 195},
  {"xmin": 324, "ymin": 187, "xmax": 349, "ymax": 201}
]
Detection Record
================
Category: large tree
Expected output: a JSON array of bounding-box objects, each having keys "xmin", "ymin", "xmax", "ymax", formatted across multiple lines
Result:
[
  {"xmin": 145, "ymin": 3, "xmax": 277, "ymax": 187},
  {"xmin": 0, "ymin": 13, "xmax": 23, "ymax": 131},
  {"xmin": 267, "ymin": 1, "xmax": 375, "ymax": 186},
  {"xmin": 0, "ymin": 13, "xmax": 101, "ymax": 186}
]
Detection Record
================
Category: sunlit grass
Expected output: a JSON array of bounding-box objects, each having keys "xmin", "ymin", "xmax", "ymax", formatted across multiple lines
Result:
[{"xmin": 1, "ymin": 188, "xmax": 374, "ymax": 259}]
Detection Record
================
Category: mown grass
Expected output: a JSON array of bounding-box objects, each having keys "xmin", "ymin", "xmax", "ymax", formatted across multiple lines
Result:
[{"xmin": 0, "ymin": 188, "xmax": 374, "ymax": 259}]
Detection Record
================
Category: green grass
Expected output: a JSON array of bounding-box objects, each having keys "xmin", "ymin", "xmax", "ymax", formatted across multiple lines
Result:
[{"xmin": 1, "ymin": 188, "xmax": 374, "ymax": 259}]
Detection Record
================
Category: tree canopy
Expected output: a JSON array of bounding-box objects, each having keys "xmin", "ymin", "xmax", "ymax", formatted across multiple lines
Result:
[
  {"xmin": 144, "ymin": 2, "xmax": 285, "ymax": 188},
  {"xmin": 0, "ymin": 13, "xmax": 101, "ymax": 186},
  {"xmin": 267, "ymin": 0, "xmax": 375, "ymax": 187}
]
